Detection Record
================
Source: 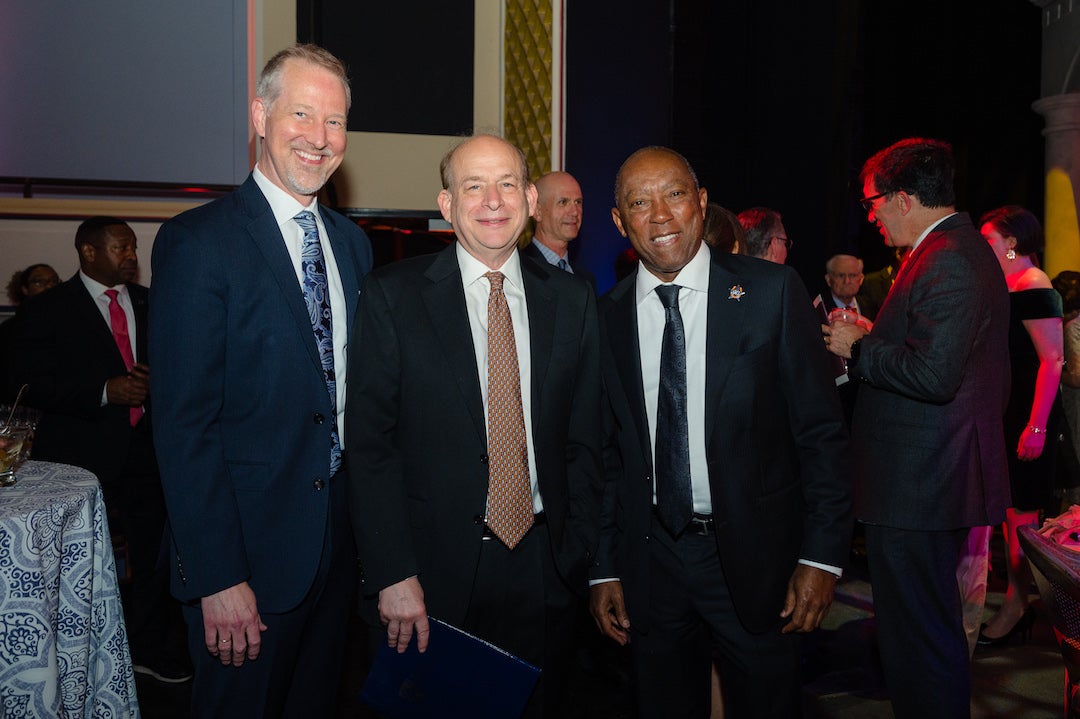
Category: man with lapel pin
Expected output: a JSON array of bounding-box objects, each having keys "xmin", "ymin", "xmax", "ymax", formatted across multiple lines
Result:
[{"xmin": 589, "ymin": 146, "xmax": 851, "ymax": 718}]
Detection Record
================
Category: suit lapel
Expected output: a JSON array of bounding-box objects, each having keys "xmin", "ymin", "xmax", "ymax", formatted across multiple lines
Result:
[
  {"xmin": 704, "ymin": 256, "xmax": 744, "ymax": 450},
  {"xmin": 321, "ymin": 208, "xmax": 361, "ymax": 332},
  {"xmin": 236, "ymin": 180, "xmax": 324, "ymax": 375},
  {"xmin": 66, "ymin": 277, "xmax": 127, "ymax": 370},
  {"xmin": 421, "ymin": 245, "xmax": 487, "ymax": 443},
  {"xmin": 606, "ymin": 278, "xmax": 653, "ymax": 472},
  {"xmin": 522, "ymin": 259, "xmax": 555, "ymax": 420}
]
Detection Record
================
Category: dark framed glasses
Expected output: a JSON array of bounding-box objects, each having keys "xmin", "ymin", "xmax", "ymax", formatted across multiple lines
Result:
[{"xmin": 859, "ymin": 192, "xmax": 888, "ymax": 213}]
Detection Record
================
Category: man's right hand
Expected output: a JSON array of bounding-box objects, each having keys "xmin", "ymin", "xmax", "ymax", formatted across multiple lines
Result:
[
  {"xmin": 106, "ymin": 364, "xmax": 149, "ymax": 406},
  {"xmin": 378, "ymin": 576, "xmax": 430, "ymax": 654},
  {"xmin": 589, "ymin": 580, "xmax": 631, "ymax": 645},
  {"xmin": 201, "ymin": 581, "xmax": 267, "ymax": 667}
]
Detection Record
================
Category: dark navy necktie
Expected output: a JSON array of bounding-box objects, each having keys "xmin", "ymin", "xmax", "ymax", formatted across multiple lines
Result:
[
  {"xmin": 654, "ymin": 284, "xmax": 692, "ymax": 535},
  {"xmin": 295, "ymin": 211, "xmax": 342, "ymax": 475}
]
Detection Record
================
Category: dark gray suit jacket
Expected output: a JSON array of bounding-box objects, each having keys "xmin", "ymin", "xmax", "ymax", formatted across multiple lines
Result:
[{"xmin": 851, "ymin": 212, "xmax": 1010, "ymax": 529}]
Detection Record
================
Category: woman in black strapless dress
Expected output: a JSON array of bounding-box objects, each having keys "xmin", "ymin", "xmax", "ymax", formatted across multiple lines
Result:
[{"xmin": 978, "ymin": 206, "xmax": 1064, "ymax": 647}]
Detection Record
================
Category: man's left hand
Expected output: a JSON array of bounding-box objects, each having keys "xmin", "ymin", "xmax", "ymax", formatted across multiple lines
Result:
[{"xmin": 780, "ymin": 564, "xmax": 836, "ymax": 633}]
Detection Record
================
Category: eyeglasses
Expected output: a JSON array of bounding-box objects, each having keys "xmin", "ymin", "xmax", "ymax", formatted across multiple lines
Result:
[
  {"xmin": 770, "ymin": 236, "xmax": 792, "ymax": 249},
  {"xmin": 859, "ymin": 192, "xmax": 888, "ymax": 213}
]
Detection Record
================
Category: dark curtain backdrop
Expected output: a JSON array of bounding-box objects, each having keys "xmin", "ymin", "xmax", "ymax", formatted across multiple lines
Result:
[{"xmin": 567, "ymin": 0, "xmax": 1043, "ymax": 294}]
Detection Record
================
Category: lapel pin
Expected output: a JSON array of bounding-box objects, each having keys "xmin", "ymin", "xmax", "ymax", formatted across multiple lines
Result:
[{"xmin": 728, "ymin": 284, "xmax": 746, "ymax": 301}]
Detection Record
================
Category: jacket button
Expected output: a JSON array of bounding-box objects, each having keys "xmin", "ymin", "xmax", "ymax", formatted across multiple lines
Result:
[
  {"xmin": 313, "ymin": 413, "xmax": 325, "ymax": 424},
  {"xmin": 480, "ymin": 454, "xmax": 489, "ymax": 464},
  {"xmin": 313, "ymin": 478, "xmax": 325, "ymax": 490}
]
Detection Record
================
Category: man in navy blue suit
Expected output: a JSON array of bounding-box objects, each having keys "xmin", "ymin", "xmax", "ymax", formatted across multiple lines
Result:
[{"xmin": 149, "ymin": 44, "xmax": 372, "ymax": 716}]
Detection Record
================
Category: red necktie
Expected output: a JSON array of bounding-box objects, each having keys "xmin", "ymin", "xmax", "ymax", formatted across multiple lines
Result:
[{"xmin": 105, "ymin": 289, "xmax": 143, "ymax": 427}]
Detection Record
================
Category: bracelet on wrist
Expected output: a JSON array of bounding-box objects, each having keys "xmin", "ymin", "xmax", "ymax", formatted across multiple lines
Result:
[{"xmin": 1027, "ymin": 425, "xmax": 1045, "ymax": 434}]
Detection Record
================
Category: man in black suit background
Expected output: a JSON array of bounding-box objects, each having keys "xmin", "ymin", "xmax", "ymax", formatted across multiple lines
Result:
[
  {"xmin": 825, "ymin": 138, "xmax": 1010, "ymax": 719},
  {"xmin": 347, "ymin": 134, "xmax": 601, "ymax": 718},
  {"xmin": 589, "ymin": 146, "xmax": 851, "ymax": 717},
  {"xmin": 520, "ymin": 170, "xmax": 596, "ymax": 288},
  {"xmin": 11, "ymin": 216, "xmax": 186, "ymax": 683}
]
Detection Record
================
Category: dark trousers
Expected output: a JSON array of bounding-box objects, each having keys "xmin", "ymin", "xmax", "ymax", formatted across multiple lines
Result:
[
  {"xmin": 101, "ymin": 421, "xmax": 176, "ymax": 662},
  {"xmin": 463, "ymin": 521, "xmax": 578, "ymax": 719},
  {"xmin": 184, "ymin": 474, "xmax": 357, "ymax": 718},
  {"xmin": 864, "ymin": 523, "xmax": 970, "ymax": 719},
  {"xmin": 632, "ymin": 515, "xmax": 802, "ymax": 719}
]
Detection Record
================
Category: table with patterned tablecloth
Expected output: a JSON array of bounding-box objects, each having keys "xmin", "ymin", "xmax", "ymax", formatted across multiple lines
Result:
[{"xmin": 0, "ymin": 460, "xmax": 139, "ymax": 718}]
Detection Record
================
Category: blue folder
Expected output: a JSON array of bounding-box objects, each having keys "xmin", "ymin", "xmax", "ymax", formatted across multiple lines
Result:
[{"xmin": 359, "ymin": 617, "xmax": 541, "ymax": 718}]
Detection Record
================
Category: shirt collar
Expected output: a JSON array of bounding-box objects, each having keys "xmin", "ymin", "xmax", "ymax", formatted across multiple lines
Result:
[
  {"xmin": 79, "ymin": 270, "xmax": 126, "ymax": 298},
  {"xmin": 530, "ymin": 238, "xmax": 566, "ymax": 265},
  {"xmin": 912, "ymin": 211, "xmax": 958, "ymax": 252},
  {"xmin": 253, "ymin": 165, "xmax": 320, "ymax": 227},
  {"xmin": 456, "ymin": 242, "xmax": 525, "ymax": 292},
  {"xmin": 635, "ymin": 240, "xmax": 711, "ymax": 305}
]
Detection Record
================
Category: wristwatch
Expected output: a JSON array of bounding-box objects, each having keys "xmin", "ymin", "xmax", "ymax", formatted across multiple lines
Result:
[{"xmin": 849, "ymin": 338, "xmax": 863, "ymax": 365}]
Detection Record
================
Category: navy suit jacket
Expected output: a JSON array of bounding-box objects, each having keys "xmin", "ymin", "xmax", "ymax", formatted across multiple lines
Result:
[
  {"xmin": 149, "ymin": 175, "xmax": 372, "ymax": 611},
  {"xmin": 593, "ymin": 249, "xmax": 852, "ymax": 633},
  {"xmin": 346, "ymin": 243, "xmax": 602, "ymax": 625},
  {"xmin": 851, "ymin": 213, "xmax": 1010, "ymax": 529},
  {"xmin": 12, "ymin": 275, "xmax": 150, "ymax": 485}
]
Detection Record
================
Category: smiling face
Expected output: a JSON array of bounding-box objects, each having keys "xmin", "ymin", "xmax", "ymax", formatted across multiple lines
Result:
[
  {"xmin": 437, "ymin": 135, "xmax": 537, "ymax": 269},
  {"xmin": 252, "ymin": 58, "xmax": 348, "ymax": 204},
  {"xmin": 611, "ymin": 148, "xmax": 707, "ymax": 282},
  {"xmin": 862, "ymin": 177, "xmax": 904, "ymax": 247},
  {"xmin": 533, "ymin": 172, "xmax": 583, "ymax": 250}
]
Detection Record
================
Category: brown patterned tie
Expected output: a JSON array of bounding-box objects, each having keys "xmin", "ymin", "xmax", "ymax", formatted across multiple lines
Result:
[{"xmin": 483, "ymin": 271, "xmax": 534, "ymax": 549}]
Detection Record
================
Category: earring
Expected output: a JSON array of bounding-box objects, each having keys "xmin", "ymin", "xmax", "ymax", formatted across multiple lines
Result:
[{"xmin": 1006, "ymin": 248, "xmax": 1016, "ymax": 261}]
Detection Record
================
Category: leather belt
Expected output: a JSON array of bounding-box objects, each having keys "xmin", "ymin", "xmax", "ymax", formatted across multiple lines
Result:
[{"xmin": 653, "ymin": 506, "xmax": 715, "ymax": 537}]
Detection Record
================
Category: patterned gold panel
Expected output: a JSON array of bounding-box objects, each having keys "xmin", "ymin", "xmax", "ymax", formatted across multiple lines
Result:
[{"xmin": 505, "ymin": 0, "xmax": 553, "ymax": 181}]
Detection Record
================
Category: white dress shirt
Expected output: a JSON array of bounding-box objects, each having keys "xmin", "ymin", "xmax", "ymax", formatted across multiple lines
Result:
[
  {"xmin": 636, "ymin": 241, "xmax": 712, "ymax": 513},
  {"xmin": 634, "ymin": 242, "xmax": 841, "ymax": 577},
  {"xmin": 456, "ymin": 243, "xmax": 543, "ymax": 513},
  {"xmin": 253, "ymin": 166, "xmax": 349, "ymax": 446},
  {"xmin": 81, "ymin": 270, "xmax": 137, "ymax": 406}
]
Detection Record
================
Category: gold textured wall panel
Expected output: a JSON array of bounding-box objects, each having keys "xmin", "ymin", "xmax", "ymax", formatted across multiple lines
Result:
[{"xmin": 505, "ymin": 0, "xmax": 553, "ymax": 180}]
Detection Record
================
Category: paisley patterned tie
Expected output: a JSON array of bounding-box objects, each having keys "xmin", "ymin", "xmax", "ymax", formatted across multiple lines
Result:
[{"xmin": 295, "ymin": 211, "xmax": 342, "ymax": 475}]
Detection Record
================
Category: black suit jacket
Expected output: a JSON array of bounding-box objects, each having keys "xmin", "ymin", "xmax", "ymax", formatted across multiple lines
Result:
[
  {"xmin": 851, "ymin": 213, "xmax": 1010, "ymax": 529},
  {"xmin": 820, "ymin": 291, "xmax": 880, "ymax": 323},
  {"xmin": 521, "ymin": 240, "xmax": 597, "ymax": 291},
  {"xmin": 11, "ymin": 275, "xmax": 150, "ymax": 485},
  {"xmin": 346, "ymin": 244, "xmax": 602, "ymax": 625},
  {"xmin": 593, "ymin": 250, "xmax": 852, "ymax": 634}
]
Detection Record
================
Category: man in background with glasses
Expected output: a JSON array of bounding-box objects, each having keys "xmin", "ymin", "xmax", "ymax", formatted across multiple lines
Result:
[
  {"xmin": 824, "ymin": 137, "xmax": 1009, "ymax": 719},
  {"xmin": 738, "ymin": 206, "xmax": 791, "ymax": 264}
]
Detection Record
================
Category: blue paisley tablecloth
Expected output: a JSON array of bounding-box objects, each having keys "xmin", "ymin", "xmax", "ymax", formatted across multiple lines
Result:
[{"xmin": 0, "ymin": 461, "xmax": 139, "ymax": 718}]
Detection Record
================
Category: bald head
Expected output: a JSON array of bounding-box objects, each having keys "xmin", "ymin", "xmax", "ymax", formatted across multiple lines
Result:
[{"xmin": 533, "ymin": 171, "xmax": 583, "ymax": 252}]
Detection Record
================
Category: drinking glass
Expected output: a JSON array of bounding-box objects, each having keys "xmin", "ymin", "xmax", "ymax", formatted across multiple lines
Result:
[{"xmin": 0, "ymin": 426, "xmax": 28, "ymax": 487}]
